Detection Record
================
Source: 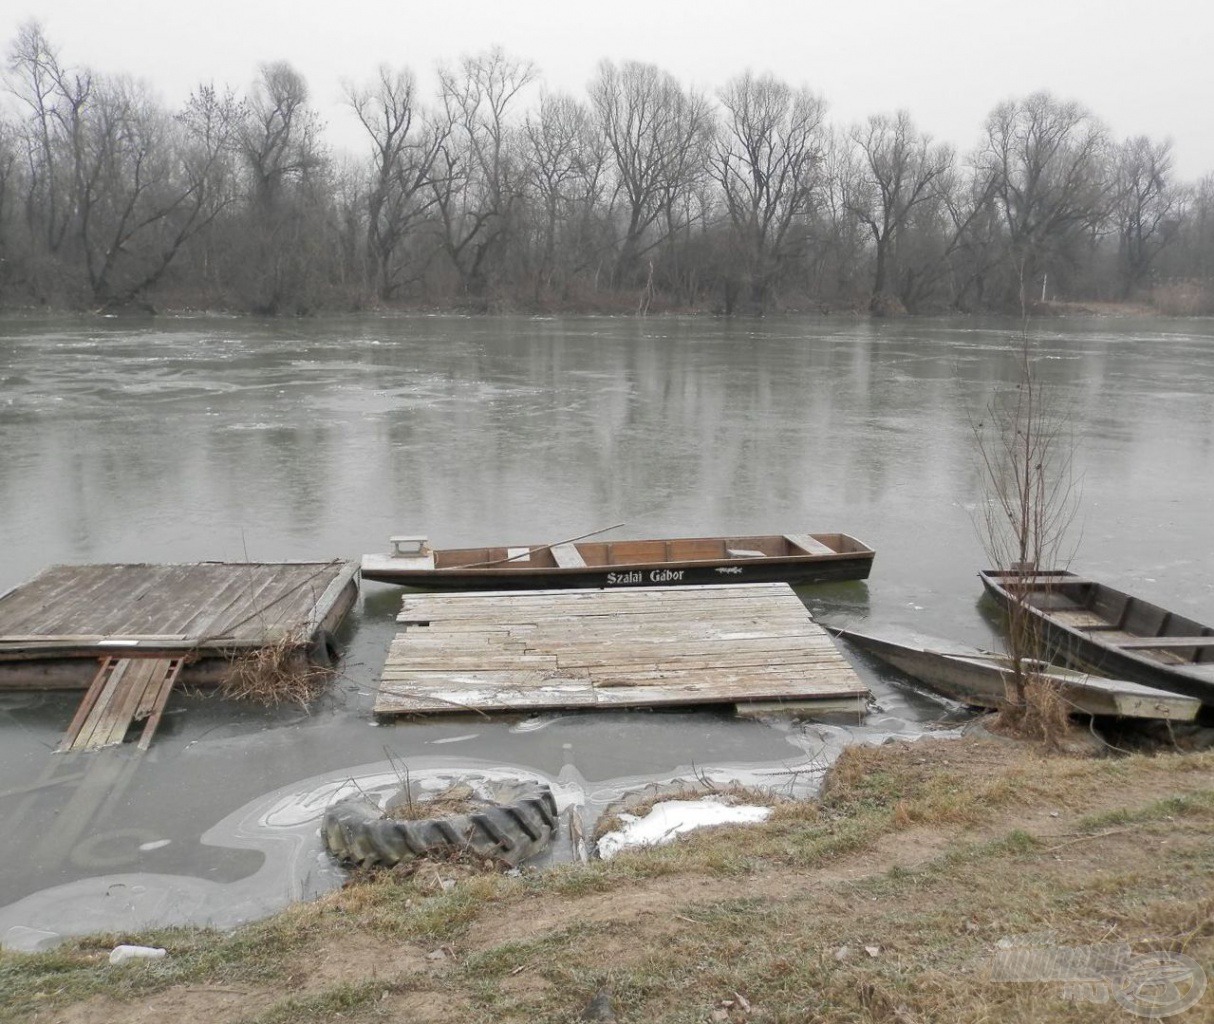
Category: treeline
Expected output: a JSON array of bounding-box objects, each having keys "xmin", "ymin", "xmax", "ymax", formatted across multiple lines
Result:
[{"xmin": 2, "ymin": 23, "xmax": 1213, "ymax": 316}]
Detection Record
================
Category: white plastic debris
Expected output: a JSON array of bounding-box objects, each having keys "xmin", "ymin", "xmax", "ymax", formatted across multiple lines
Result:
[
  {"xmin": 108, "ymin": 944, "xmax": 167, "ymax": 965},
  {"xmin": 596, "ymin": 798, "xmax": 772, "ymax": 860}
]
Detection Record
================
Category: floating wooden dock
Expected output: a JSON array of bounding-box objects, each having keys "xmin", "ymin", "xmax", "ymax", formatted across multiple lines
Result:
[
  {"xmin": 375, "ymin": 583, "xmax": 868, "ymax": 716},
  {"xmin": 0, "ymin": 560, "xmax": 358, "ymax": 690}
]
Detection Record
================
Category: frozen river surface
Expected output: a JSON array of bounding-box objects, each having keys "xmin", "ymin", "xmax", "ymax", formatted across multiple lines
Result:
[{"xmin": 1, "ymin": 312, "xmax": 1211, "ymax": 947}]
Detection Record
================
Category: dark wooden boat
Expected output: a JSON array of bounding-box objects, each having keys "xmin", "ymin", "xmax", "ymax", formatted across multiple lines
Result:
[
  {"xmin": 979, "ymin": 569, "xmax": 1214, "ymax": 706},
  {"xmin": 836, "ymin": 625, "xmax": 1200, "ymax": 720},
  {"xmin": 361, "ymin": 532, "xmax": 874, "ymax": 590}
]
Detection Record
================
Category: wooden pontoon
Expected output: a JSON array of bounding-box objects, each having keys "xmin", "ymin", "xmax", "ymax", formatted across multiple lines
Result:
[
  {"xmin": 837, "ymin": 625, "xmax": 1201, "ymax": 721},
  {"xmin": 980, "ymin": 570, "xmax": 1214, "ymax": 706},
  {"xmin": 361, "ymin": 532, "xmax": 875, "ymax": 590},
  {"xmin": 375, "ymin": 583, "xmax": 869, "ymax": 716},
  {"xmin": 0, "ymin": 561, "xmax": 359, "ymax": 691}
]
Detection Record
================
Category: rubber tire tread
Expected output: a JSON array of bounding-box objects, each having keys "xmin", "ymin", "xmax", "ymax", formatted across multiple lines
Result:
[{"xmin": 323, "ymin": 784, "xmax": 558, "ymax": 868}]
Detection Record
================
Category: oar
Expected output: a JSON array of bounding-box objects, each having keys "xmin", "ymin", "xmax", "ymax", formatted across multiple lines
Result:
[{"xmin": 460, "ymin": 522, "xmax": 627, "ymax": 569}]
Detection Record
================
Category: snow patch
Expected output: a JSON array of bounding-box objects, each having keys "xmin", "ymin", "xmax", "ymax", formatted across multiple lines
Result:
[{"xmin": 597, "ymin": 798, "xmax": 772, "ymax": 860}]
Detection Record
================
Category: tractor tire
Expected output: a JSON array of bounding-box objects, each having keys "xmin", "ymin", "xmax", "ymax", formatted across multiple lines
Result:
[{"xmin": 322, "ymin": 782, "xmax": 558, "ymax": 869}]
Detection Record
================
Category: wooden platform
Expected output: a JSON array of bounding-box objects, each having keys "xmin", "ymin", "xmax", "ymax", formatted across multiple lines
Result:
[
  {"xmin": 0, "ymin": 561, "xmax": 359, "ymax": 690},
  {"xmin": 375, "ymin": 583, "xmax": 868, "ymax": 716}
]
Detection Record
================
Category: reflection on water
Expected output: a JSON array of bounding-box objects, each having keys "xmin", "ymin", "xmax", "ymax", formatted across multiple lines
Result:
[{"xmin": 1, "ymin": 312, "xmax": 1212, "ymax": 942}]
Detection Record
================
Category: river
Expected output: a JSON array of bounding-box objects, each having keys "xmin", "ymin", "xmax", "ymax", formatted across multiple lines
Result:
[{"xmin": 1, "ymin": 312, "xmax": 1211, "ymax": 947}]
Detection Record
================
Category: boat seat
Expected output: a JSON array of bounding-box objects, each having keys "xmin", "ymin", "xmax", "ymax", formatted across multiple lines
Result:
[
  {"xmin": 550, "ymin": 543, "xmax": 587, "ymax": 569},
  {"xmin": 783, "ymin": 533, "xmax": 834, "ymax": 556},
  {"xmin": 1050, "ymin": 609, "xmax": 1117, "ymax": 629},
  {"xmin": 1113, "ymin": 636, "xmax": 1214, "ymax": 650},
  {"xmin": 390, "ymin": 535, "xmax": 428, "ymax": 557},
  {"xmin": 726, "ymin": 548, "xmax": 765, "ymax": 559}
]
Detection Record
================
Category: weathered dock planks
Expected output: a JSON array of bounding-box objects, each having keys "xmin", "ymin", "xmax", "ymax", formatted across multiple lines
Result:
[
  {"xmin": 375, "ymin": 583, "xmax": 868, "ymax": 716},
  {"xmin": 0, "ymin": 561, "xmax": 359, "ymax": 691}
]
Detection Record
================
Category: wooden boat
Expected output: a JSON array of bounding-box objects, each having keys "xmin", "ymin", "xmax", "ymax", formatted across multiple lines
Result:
[
  {"xmin": 836, "ymin": 625, "xmax": 1201, "ymax": 721},
  {"xmin": 360, "ymin": 532, "xmax": 875, "ymax": 590},
  {"xmin": 980, "ymin": 569, "xmax": 1214, "ymax": 706}
]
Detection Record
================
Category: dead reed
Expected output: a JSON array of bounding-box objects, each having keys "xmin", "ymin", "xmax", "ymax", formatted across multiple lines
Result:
[{"xmin": 220, "ymin": 631, "xmax": 334, "ymax": 707}]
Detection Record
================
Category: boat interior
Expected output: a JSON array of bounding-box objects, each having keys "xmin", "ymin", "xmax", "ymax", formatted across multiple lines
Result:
[
  {"xmin": 433, "ymin": 533, "xmax": 869, "ymax": 570},
  {"xmin": 986, "ymin": 570, "xmax": 1214, "ymax": 668}
]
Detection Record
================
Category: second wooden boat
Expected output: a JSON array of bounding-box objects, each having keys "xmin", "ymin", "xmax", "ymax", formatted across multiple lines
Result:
[
  {"xmin": 361, "ymin": 532, "xmax": 875, "ymax": 589},
  {"xmin": 836, "ymin": 625, "xmax": 1201, "ymax": 721},
  {"xmin": 979, "ymin": 569, "xmax": 1214, "ymax": 706}
]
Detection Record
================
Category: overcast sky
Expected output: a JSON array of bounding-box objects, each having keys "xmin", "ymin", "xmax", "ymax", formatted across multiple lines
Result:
[{"xmin": 3, "ymin": 0, "xmax": 1212, "ymax": 179}]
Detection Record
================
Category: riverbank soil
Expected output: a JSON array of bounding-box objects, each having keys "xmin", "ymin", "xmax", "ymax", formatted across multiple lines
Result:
[{"xmin": 3, "ymin": 737, "xmax": 1211, "ymax": 1023}]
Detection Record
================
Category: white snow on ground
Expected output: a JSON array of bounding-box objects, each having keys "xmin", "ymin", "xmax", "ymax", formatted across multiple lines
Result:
[{"xmin": 596, "ymin": 798, "xmax": 772, "ymax": 860}]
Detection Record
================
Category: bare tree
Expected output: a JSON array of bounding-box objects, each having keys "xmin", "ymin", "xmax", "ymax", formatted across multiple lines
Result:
[
  {"xmin": 974, "ymin": 326, "xmax": 1079, "ymax": 724},
  {"xmin": 712, "ymin": 71, "xmax": 825, "ymax": 311},
  {"xmin": 6, "ymin": 25, "xmax": 244, "ymax": 307},
  {"xmin": 845, "ymin": 110, "xmax": 952, "ymax": 311},
  {"xmin": 1113, "ymin": 135, "xmax": 1183, "ymax": 299},
  {"xmin": 431, "ymin": 48, "xmax": 536, "ymax": 299},
  {"xmin": 6, "ymin": 21, "xmax": 91, "ymax": 263},
  {"xmin": 346, "ymin": 65, "xmax": 446, "ymax": 301},
  {"xmin": 0, "ymin": 117, "xmax": 22, "ymax": 301},
  {"xmin": 522, "ymin": 91, "xmax": 609, "ymax": 299},
  {"xmin": 980, "ymin": 92, "xmax": 1111, "ymax": 307},
  {"xmin": 236, "ymin": 61, "xmax": 329, "ymax": 312},
  {"xmin": 241, "ymin": 61, "xmax": 324, "ymax": 203},
  {"xmin": 589, "ymin": 59, "xmax": 712, "ymax": 285}
]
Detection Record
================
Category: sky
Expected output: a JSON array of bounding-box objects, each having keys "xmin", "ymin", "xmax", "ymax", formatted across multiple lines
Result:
[{"xmin": 2, "ymin": 0, "xmax": 1212, "ymax": 180}]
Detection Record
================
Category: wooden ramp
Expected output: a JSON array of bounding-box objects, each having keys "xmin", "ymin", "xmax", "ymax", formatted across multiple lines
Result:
[
  {"xmin": 375, "ymin": 583, "xmax": 868, "ymax": 716},
  {"xmin": 57, "ymin": 657, "xmax": 182, "ymax": 753}
]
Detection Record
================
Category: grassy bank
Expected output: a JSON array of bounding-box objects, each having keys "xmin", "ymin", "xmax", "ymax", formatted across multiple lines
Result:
[{"xmin": 2, "ymin": 737, "xmax": 1211, "ymax": 1023}]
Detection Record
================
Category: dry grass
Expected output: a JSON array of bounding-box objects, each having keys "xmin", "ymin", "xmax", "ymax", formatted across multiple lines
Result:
[
  {"xmin": 220, "ymin": 632, "xmax": 334, "ymax": 707},
  {"xmin": 990, "ymin": 675, "xmax": 1073, "ymax": 747},
  {"xmin": 1151, "ymin": 281, "xmax": 1214, "ymax": 316},
  {"xmin": 386, "ymin": 783, "xmax": 483, "ymax": 822}
]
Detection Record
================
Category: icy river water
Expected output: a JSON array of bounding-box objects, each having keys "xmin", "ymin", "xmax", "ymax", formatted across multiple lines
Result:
[{"xmin": 1, "ymin": 312, "xmax": 1212, "ymax": 948}]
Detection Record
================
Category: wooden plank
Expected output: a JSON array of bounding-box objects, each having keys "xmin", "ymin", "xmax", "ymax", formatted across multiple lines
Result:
[
  {"xmin": 784, "ymin": 533, "xmax": 836, "ymax": 556},
  {"xmin": 550, "ymin": 543, "xmax": 588, "ymax": 568},
  {"xmin": 606, "ymin": 540, "xmax": 668, "ymax": 563},
  {"xmin": 735, "ymin": 697, "xmax": 868, "ymax": 718},
  {"xmin": 1112, "ymin": 636, "xmax": 1214, "ymax": 650},
  {"xmin": 673, "ymin": 539, "xmax": 728, "ymax": 560},
  {"xmin": 94, "ymin": 658, "xmax": 159, "ymax": 748},
  {"xmin": 56, "ymin": 658, "xmax": 116, "ymax": 753},
  {"xmin": 57, "ymin": 657, "xmax": 183, "ymax": 752},
  {"xmin": 400, "ymin": 594, "xmax": 809, "ymax": 614},
  {"xmin": 62, "ymin": 659, "xmax": 130, "ymax": 752},
  {"xmin": 137, "ymin": 659, "xmax": 182, "ymax": 750}
]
